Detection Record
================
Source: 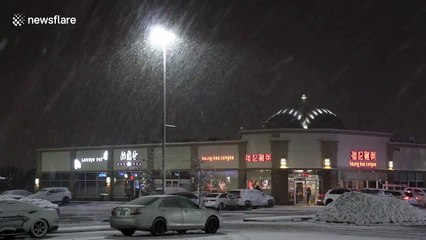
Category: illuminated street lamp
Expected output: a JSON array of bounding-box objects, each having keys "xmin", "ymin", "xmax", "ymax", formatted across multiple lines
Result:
[{"xmin": 149, "ymin": 26, "xmax": 176, "ymax": 193}]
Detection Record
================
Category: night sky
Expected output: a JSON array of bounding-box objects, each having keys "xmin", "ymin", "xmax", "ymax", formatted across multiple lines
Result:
[{"xmin": 1, "ymin": 0, "xmax": 426, "ymax": 169}]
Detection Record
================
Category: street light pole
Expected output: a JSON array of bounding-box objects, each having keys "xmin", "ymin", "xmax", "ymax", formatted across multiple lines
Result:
[
  {"xmin": 149, "ymin": 26, "xmax": 176, "ymax": 194},
  {"xmin": 162, "ymin": 42, "xmax": 167, "ymax": 194}
]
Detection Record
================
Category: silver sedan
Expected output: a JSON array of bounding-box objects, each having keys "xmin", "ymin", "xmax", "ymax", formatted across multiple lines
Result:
[
  {"xmin": 0, "ymin": 199, "xmax": 59, "ymax": 238},
  {"xmin": 110, "ymin": 195, "xmax": 221, "ymax": 236}
]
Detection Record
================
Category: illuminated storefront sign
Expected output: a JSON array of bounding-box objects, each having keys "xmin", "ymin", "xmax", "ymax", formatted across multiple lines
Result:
[
  {"xmin": 74, "ymin": 150, "xmax": 108, "ymax": 170},
  {"xmin": 245, "ymin": 153, "xmax": 272, "ymax": 162},
  {"xmin": 201, "ymin": 155, "xmax": 235, "ymax": 162},
  {"xmin": 117, "ymin": 150, "xmax": 143, "ymax": 166},
  {"xmin": 349, "ymin": 150, "xmax": 377, "ymax": 168}
]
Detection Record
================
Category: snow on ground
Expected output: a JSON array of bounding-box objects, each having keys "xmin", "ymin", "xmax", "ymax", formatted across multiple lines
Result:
[{"xmin": 311, "ymin": 192, "xmax": 426, "ymax": 225}]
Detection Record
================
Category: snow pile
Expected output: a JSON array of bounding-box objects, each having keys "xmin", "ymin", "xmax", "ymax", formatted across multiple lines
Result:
[{"xmin": 312, "ymin": 192, "xmax": 426, "ymax": 225}]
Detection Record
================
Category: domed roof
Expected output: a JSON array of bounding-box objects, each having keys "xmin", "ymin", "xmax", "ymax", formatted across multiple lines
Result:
[{"xmin": 263, "ymin": 94, "xmax": 346, "ymax": 129}]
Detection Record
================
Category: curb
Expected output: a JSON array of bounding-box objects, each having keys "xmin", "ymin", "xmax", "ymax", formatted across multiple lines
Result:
[
  {"xmin": 57, "ymin": 225, "xmax": 111, "ymax": 234},
  {"xmin": 243, "ymin": 215, "xmax": 313, "ymax": 223}
]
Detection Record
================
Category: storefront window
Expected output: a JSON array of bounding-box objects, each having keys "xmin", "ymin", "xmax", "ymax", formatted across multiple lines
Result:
[
  {"xmin": 201, "ymin": 170, "xmax": 238, "ymax": 192},
  {"xmin": 247, "ymin": 170, "xmax": 271, "ymax": 193},
  {"xmin": 75, "ymin": 172, "xmax": 108, "ymax": 198},
  {"xmin": 41, "ymin": 172, "xmax": 70, "ymax": 188}
]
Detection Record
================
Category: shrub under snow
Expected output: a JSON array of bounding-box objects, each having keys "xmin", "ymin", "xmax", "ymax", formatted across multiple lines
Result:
[{"xmin": 311, "ymin": 192, "xmax": 426, "ymax": 225}]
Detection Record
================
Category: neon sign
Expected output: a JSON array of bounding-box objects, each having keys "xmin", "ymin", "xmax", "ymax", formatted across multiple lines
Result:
[
  {"xmin": 201, "ymin": 155, "xmax": 235, "ymax": 162},
  {"xmin": 245, "ymin": 153, "xmax": 272, "ymax": 162},
  {"xmin": 349, "ymin": 150, "xmax": 377, "ymax": 168},
  {"xmin": 117, "ymin": 150, "xmax": 143, "ymax": 167}
]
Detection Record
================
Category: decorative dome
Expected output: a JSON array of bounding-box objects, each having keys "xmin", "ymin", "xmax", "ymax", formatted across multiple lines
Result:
[{"xmin": 263, "ymin": 94, "xmax": 346, "ymax": 129}]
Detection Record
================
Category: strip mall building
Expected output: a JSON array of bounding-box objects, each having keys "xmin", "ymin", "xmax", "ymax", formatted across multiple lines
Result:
[{"xmin": 35, "ymin": 96, "xmax": 426, "ymax": 205}]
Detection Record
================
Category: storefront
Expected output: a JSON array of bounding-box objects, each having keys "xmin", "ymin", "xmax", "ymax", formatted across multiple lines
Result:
[{"xmin": 35, "ymin": 97, "xmax": 426, "ymax": 204}]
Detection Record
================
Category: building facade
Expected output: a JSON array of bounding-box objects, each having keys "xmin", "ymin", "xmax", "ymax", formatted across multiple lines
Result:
[
  {"xmin": 35, "ymin": 96, "xmax": 426, "ymax": 204},
  {"xmin": 35, "ymin": 129, "xmax": 426, "ymax": 205}
]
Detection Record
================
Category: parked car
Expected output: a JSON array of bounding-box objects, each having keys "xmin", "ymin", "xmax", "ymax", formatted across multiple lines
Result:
[
  {"xmin": 169, "ymin": 192, "xmax": 205, "ymax": 207},
  {"xmin": 29, "ymin": 187, "xmax": 72, "ymax": 204},
  {"xmin": 0, "ymin": 194, "xmax": 29, "ymax": 201},
  {"xmin": 226, "ymin": 189, "xmax": 274, "ymax": 210},
  {"xmin": 110, "ymin": 195, "xmax": 221, "ymax": 236},
  {"xmin": 0, "ymin": 195, "xmax": 59, "ymax": 214},
  {"xmin": 384, "ymin": 190, "xmax": 417, "ymax": 205},
  {"xmin": 324, "ymin": 188, "xmax": 357, "ymax": 205},
  {"xmin": 204, "ymin": 193, "xmax": 229, "ymax": 210},
  {"xmin": 360, "ymin": 188, "xmax": 392, "ymax": 197},
  {"xmin": 21, "ymin": 198, "xmax": 60, "ymax": 215},
  {"xmin": 1, "ymin": 189, "xmax": 33, "ymax": 197},
  {"xmin": 403, "ymin": 187, "xmax": 426, "ymax": 206},
  {"xmin": 0, "ymin": 199, "xmax": 59, "ymax": 238},
  {"xmin": 316, "ymin": 192, "xmax": 325, "ymax": 205}
]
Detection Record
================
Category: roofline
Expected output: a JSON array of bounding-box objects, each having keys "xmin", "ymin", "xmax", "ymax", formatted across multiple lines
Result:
[
  {"xmin": 389, "ymin": 142, "xmax": 426, "ymax": 148},
  {"xmin": 36, "ymin": 140, "xmax": 247, "ymax": 152},
  {"xmin": 240, "ymin": 128, "xmax": 392, "ymax": 137}
]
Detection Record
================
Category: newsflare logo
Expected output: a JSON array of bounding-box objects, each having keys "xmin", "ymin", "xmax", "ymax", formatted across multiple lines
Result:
[
  {"xmin": 12, "ymin": 13, "xmax": 77, "ymax": 27},
  {"xmin": 12, "ymin": 13, "xmax": 25, "ymax": 26}
]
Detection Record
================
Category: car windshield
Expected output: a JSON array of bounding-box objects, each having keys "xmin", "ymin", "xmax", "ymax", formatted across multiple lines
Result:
[{"xmin": 126, "ymin": 197, "xmax": 159, "ymax": 206}]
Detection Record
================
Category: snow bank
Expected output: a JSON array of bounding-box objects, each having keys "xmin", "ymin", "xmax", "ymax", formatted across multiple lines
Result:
[{"xmin": 311, "ymin": 192, "xmax": 426, "ymax": 225}]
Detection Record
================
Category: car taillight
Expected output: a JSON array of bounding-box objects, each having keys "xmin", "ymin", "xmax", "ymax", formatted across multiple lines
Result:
[
  {"xmin": 416, "ymin": 196, "xmax": 420, "ymax": 200},
  {"xmin": 110, "ymin": 209, "xmax": 116, "ymax": 216},
  {"xmin": 402, "ymin": 196, "xmax": 410, "ymax": 200},
  {"xmin": 131, "ymin": 209, "xmax": 143, "ymax": 216}
]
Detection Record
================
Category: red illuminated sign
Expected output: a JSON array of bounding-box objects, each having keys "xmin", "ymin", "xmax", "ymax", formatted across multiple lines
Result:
[
  {"xmin": 201, "ymin": 155, "xmax": 235, "ymax": 162},
  {"xmin": 349, "ymin": 150, "xmax": 377, "ymax": 168},
  {"xmin": 245, "ymin": 153, "xmax": 272, "ymax": 162}
]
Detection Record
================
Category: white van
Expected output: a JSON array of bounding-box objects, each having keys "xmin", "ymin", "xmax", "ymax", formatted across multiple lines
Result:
[{"xmin": 226, "ymin": 189, "xmax": 274, "ymax": 210}]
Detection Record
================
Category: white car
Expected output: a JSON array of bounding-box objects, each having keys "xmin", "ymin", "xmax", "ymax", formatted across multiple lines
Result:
[
  {"xmin": 21, "ymin": 198, "xmax": 60, "ymax": 215},
  {"xmin": 29, "ymin": 187, "xmax": 72, "ymax": 204},
  {"xmin": 0, "ymin": 194, "xmax": 29, "ymax": 201},
  {"xmin": 204, "ymin": 193, "xmax": 229, "ymax": 210},
  {"xmin": 324, "ymin": 188, "xmax": 357, "ymax": 205},
  {"xmin": 0, "ymin": 195, "xmax": 59, "ymax": 214},
  {"xmin": 0, "ymin": 199, "xmax": 59, "ymax": 238},
  {"xmin": 1, "ymin": 189, "xmax": 33, "ymax": 197},
  {"xmin": 110, "ymin": 195, "xmax": 221, "ymax": 236},
  {"xmin": 226, "ymin": 189, "xmax": 274, "ymax": 210}
]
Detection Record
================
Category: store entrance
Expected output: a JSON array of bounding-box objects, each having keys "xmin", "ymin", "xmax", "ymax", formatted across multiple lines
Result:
[{"xmin": 289, "ymin": 170, "xmax": 319, "ymax": 205}]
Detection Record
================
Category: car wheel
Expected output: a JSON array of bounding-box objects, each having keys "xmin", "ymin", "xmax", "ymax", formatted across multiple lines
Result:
[
  {"xmin": 29, "ymin": 219, "xmax": 48, "ymax": 238},
  {"xmin": 120, "ymin": 229, "xmax": 135, "ymax": 236},
  {"xmin": 204, "ymin": 216, "xmax": 219, "ymax": 234},
  {"xmin": 176, "ymin": 230, "xmax": 187, "ymax": 234},
  {"xmin": 267, "ymin": 200, "xmax": 274, "ymax": 208},
  {"xmin": 325, "ymin": 199, "xmax": 333, "ymax": 205},
  {"xmin": 243, "ymin": 201, "xmax": 252, "ymax": 210},
  {"xmin": 150, "ymin": 218, "xmax": 167, "ymax": 236},
  {"xmin": 62, "ymin": 196, "xmax": 70, "ymax": 205}
]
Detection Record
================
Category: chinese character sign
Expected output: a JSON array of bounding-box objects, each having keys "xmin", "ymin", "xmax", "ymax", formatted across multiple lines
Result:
[
  {"xmin": 120, "ymin": 150, "xmax": 139, "ymax": 161},
  {"xmin": 349, "ymin": 150, "xmax": 377, "ymax": 168},
  {"xmin": 245, "ymin": 153, "xmax": 272, "ymax": 162}
]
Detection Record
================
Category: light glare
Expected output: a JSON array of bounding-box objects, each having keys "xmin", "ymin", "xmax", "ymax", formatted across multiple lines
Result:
[{"xmin": 149, "ymin": 26, "xmax": 176, "ymax": 46}]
